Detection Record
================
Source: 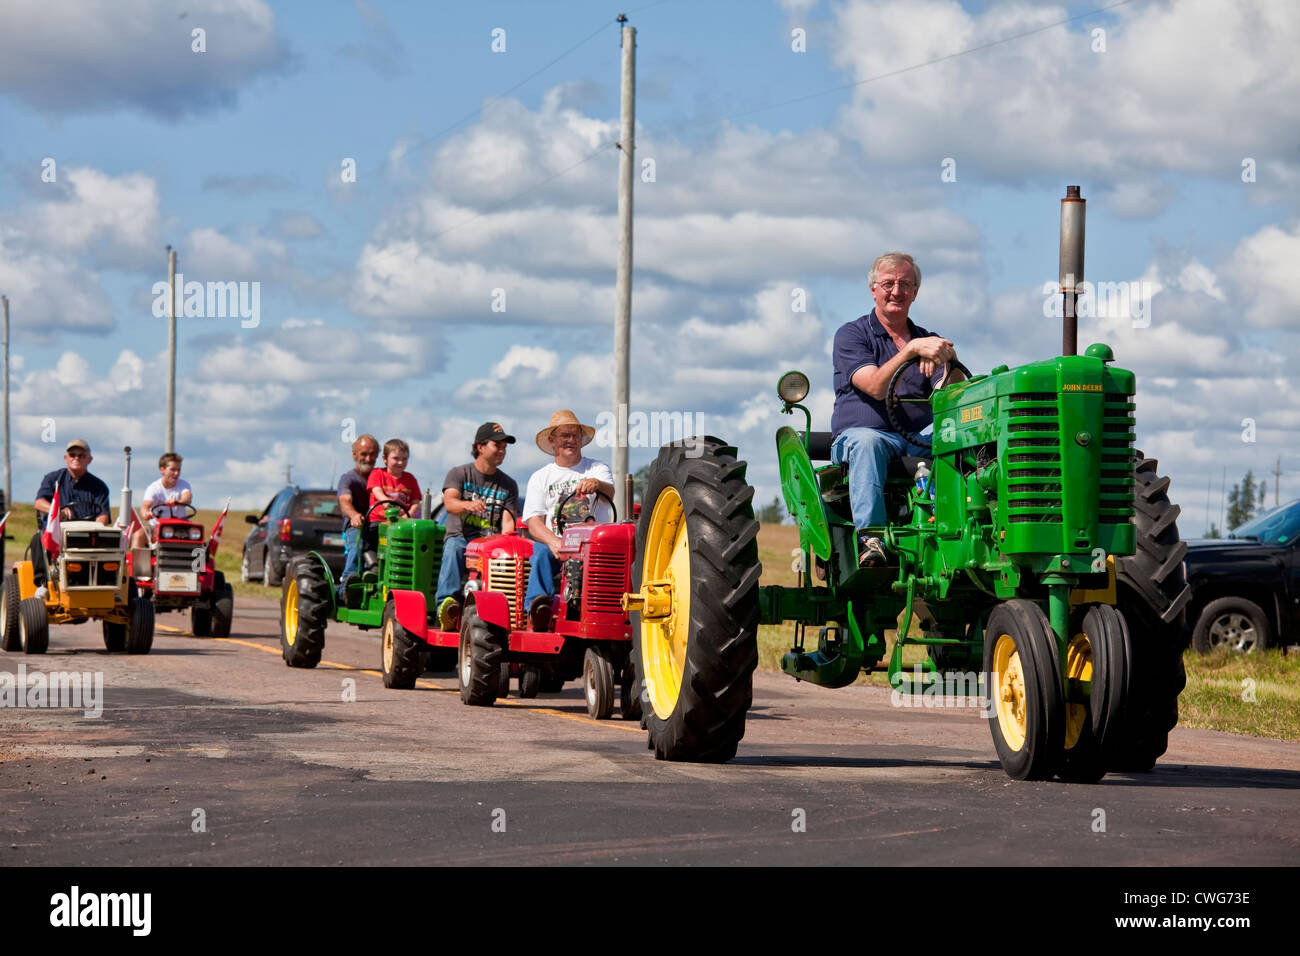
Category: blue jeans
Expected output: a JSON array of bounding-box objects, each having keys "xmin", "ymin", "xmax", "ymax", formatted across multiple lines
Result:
[
  {"xmin": 831, "ymin": 427, "xmax": 930, "ymax": 529},
  {"xmin": 337, "ymin": 526, "xmax": 360, "ymax": 598},
  {"xmin": 524, "ymin": 540, "xmax": 561, "ymax": 609},
  {"xmin": 436, "ymin": 535, "xmax": 469, "ymax": 605}
]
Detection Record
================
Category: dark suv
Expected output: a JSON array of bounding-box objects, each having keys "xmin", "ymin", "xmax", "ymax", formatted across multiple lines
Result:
[
  {"xmin": 241, "ymin": 487, "xmax": 348, "ymax": 587},
  {"xmin": 1183, "ymin": 498, "xmax": 1300, "ymax": 652}
]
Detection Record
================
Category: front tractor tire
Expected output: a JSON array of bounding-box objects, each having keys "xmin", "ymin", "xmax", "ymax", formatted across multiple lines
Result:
[
  {"xmin": 102, "ymin": 621, "xmax": 126, "ymax": 653},
  {"xmin": 281, "ymin": 558, "xmax": 330, "ymax": 668},
  {"xmin": 1112, "ymin": 452, "xmax": 1192, "ymax": 772},
  {"xmin": 632, "ymin": 437, "xmax": 760, "ymax": 763},
  {"xmin": 18, "ymin": 597, "xmax": 50, "ymax": 655},
  {"xmin": 983, "ymin": 600, "xmax": 1064, "ymax": 781},
  {"xmin": 1058, "ymin": 604, "xmax": 1132, "ymax": 784},
  {"xmin": 381, "ymin": 600, "xmax": 422, "ymax": 689},
  {"xmin": 124, "ymin": 598, "xmax": 154, "ymax": 655},
  {"xmin": 458, "ymin": 602, "xmax": 505, "ymax": 706}
]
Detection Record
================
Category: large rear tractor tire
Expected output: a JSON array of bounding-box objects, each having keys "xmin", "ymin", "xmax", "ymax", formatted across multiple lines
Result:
[
  {"xmin": 619, "ymin": 657, "xmax": 642, "ymax": 721},
  {"xmin": 458, "ymin": 603, "xmax": 505, "ymax": 706},
  {"xmin": 1058, "ymin": 604, "xmax": 1131, "ymax": 783},
  {"xmin": 281, "ymin": 558, "xmax": 330, "ymax": 668},
  {"xmin": 1, "ymin": 573, "xmax": 22, "ymax": 652},
  {"xmin": 124, "ymin": 598, "xmax": 154, "ymax": 655},
  {"xmin": 1112, "ymin": 452, "xmax": 1192, "ymax": 772},
  {"xmin": 381, "ymin": 600, "xmax": 422, "ymax": 689},
  {"xmin": 632, "ymin": 437, "xmax": 760, "ymax": 762},
  {"xmin": 18, "ymin": 597, "xmax": 50, "ymax": 655},
  {"xmin": 211, "ymin": 573, "xmax": 234, "ymax": 638},
  {"xmin": 983, "ymin": 599, "xmax": 1064, "ymax": 781}
]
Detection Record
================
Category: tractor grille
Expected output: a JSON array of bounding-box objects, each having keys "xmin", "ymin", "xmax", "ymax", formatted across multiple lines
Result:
[
  {"xmin": 1100, "ymin": 392, "xmax": 1136, "ymax": 524},
  {"xmin": 1006, "ymin": 393, "xmax": 1062, "ymax": 524},
  {"xmin": 584, "ymin": 551, "xmax": 629, "ymax": 616},
  {"xmin": 157, "ymin": 542, "xmax": 200, "ymax": 573},
  {"xmin": 65, "ymin": 530, "xmax": 121, "ymax": 550},
  {"xmin": 488, "ymin": 557, "xmax": 530, "ymax": 629}
]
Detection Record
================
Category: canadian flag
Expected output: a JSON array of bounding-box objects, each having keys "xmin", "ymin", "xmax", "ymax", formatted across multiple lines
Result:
[
  {"xmin": 207, "ymin": 497, "xmax": 231, "ymax": 558},
  {"xmin": 120, "ymin": 510, "xmax": 143, "ymax": 553},
  {"xmin": 42, "ymin": 485, "xmax": 62, "ymax": 562}
]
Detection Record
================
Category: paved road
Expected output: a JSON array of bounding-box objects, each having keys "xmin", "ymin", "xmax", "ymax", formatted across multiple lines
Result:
[{"xmin": 2, "ymin": 596, "xmax": 1297, "ymax": 865}]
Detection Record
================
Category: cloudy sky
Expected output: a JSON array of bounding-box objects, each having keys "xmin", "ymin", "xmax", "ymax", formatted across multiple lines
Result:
[{"xmin": 0, "ymin": 0, "xmax": 1296, "ymax": 535}]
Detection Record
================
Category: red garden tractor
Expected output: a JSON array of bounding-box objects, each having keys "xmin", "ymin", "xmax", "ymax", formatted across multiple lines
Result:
[
  {"xmin": 385, "ymin": 491, "xmax": 641, "ymax": 719},
  {"xmin": 131, "ymin": 503, "xmax": 234, "ymax": 638}
]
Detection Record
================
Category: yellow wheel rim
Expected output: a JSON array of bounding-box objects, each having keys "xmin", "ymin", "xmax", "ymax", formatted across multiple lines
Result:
[
  {"xmin": 284, "ymin": 578, "xmax": 299, "ymax": 647},
  {"xmin": 993, "ymin": 632, "xmax": 1027, "ymax": 751},
  {"xmin": 382, "ymin": 616, "xmax": 395, "ymax": 673},
  {"xmin": 640, "ymin": 487, "xmax": 691, "ymax": 720},
  {"xmin": 1064, "ymin": 633, "xmax": 1093, "ymax": 750}
]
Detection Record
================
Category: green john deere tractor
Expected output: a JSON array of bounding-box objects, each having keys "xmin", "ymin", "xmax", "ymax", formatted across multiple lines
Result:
[
  {"xmin": 280, "ymin": 501, "xmax": 457, "ymax": 686},
  {"xmin": 627, "ymin": 187, "xmax": 1191, "ymax": 781}
]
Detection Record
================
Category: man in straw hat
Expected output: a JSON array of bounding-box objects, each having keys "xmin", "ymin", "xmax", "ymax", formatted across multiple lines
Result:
[{"xmin": 522, "ymin": 410, "xmax": 615, "ymax": 627}]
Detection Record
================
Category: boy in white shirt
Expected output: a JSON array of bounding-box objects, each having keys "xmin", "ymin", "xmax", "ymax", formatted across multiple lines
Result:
[
  {"xmin": 134, "ymin": 452, "xmax": 193, "ymax": 548},
  {"xmin": 523, "ymin": 410, "xmax": 614, "ymax": 623}
]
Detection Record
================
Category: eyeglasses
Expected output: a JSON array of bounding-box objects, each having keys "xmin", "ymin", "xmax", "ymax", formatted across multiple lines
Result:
[
  {"xmin": 553, "ymin": 431, "xmax": 582, "ymax": 442},
  {"xmin": 67, "ymin": 451, "xmax": 88, "ymax": 459},
  {"xmin": 874, "ymin": 280, "xmax": 915, "ymax": 293}
]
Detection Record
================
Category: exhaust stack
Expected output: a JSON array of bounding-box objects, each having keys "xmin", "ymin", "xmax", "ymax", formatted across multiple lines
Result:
[
  {"xmin": 1059, "ymin": 185, "xmax": 1086, "ymax": 356},
  {"xmin": 118, "ymin": 446, "xmax": 133, "ymax": 527}
]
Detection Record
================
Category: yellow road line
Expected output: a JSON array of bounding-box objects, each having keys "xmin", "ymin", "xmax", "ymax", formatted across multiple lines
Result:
[{"xmin": 209, "ymin": 635, "xmax": 641, "ymax": 731}]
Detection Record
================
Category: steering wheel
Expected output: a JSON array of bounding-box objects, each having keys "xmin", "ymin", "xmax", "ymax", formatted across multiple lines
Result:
[
  {"xmin": 60, "ymin": 500, "xmax": 108, "ymax": 521},
  {"xmin": 553, "ymin": 489, "xmax": 617, "ymax": 536},
  {"xmin": 886, "ymin": 356, "xmax": 973, "ymax": 448},
  {"xmin": 151, "ymin": 502, "xmax": 198, "ymax": 520},
  {"xmin": 365, "ymin": 499, "xmax": 411, "ymax": 524}
]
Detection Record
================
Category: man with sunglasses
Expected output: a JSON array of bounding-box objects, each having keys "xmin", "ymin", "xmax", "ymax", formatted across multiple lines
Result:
[
  {"xmin": 830, "ymin": 253, "xmax": 964, "ymax": 567},
  {"xmin": 35, "ymin": 439, "xmax": 112, "ymax": 528}
]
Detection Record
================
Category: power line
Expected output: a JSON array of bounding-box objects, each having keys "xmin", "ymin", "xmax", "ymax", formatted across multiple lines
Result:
[
  {"xmin": 641, "ymin": 0, "xmax": 1139, "ymax": 140},
  {"xmin": 391, "ymin": 16, "xmax": 620, "ymax": 166}
]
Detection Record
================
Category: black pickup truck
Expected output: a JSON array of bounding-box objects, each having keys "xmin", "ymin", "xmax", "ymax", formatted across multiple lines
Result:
[{"xmin": 1182, "ymin": 499, "xmax": 1300, "ymax": 652}]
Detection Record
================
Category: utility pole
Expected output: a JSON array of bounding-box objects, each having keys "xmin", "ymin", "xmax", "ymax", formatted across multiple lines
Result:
[
  {"xmin": 1276, "ymin": 457, "xmax": 1281, "ymax": 508},
  {"xmin": 166, "ymin": 246, "xmax": 177, "ymax": 454},
  {"xmin": 2, "ymin": 294, "xmax": 9, "ymax": 512},
  {"xmin": 612, "ymin": 15, "xmax": 635, "ymax": 513}
]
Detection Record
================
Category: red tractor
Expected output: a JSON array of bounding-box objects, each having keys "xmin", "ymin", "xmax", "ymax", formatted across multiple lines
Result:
[
  {"xmin": 130, "ymin": 504, "xmax": 234, "ymax": 638},
  {"xmin": 383, "ymin": 491, "xmax": 641, "ymax": 719}
]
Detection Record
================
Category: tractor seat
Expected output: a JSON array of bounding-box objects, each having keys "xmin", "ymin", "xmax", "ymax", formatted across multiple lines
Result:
[{"xmin": 802, "ymin": 430, "xmax": 929, "ymax": 479}]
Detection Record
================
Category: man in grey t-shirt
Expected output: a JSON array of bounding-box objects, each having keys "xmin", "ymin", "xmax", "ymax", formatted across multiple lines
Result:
[
  {"xmin": 435, "ymin": 423, "xmax": 520, "ymax": 626},
  {"xmin": 336, "ymin": 433, "xmax": 379, "ymax": 599}
]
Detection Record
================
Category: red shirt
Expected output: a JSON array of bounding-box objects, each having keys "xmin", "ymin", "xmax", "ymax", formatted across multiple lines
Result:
[{"xmin": 365, "ymin": 469, "xmax": 421, "ymax": 516}]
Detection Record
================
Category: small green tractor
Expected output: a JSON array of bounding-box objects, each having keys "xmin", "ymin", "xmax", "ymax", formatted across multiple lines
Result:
[
  {"xmin": 280, "ymin": 502, "xmax": 458, "ymax": 684},
  {"xmin": 627, "ymin": 187, "xmax": 1191, "ymax": 781}
]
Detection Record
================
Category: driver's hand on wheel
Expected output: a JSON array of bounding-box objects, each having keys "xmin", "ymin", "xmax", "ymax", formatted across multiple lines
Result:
[
  {"xmin": 466, "ymin": 499, "xmax": 487, "ymax": 516},
  {"xmin": 60, "ymin": 507, "xmax": 72, "ymax": 520},
  {"xmin": 575, "ymin": 478, "xmax": 599, "ymax": 495},
  {"xmin": 349, "ymin": 513, "xmax": 364, "ymax": 529}
]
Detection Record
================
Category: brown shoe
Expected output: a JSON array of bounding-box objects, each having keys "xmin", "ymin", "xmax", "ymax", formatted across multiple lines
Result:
[
  {"xmin": 858, "ymin": 536, "xmax": 886, "ymax": 568},
  {"xmin": 528, "ymin": 595, "xmax": 553, "ymax": 632}
]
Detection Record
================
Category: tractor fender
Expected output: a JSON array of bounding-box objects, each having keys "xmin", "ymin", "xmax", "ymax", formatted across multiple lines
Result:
[
  {"xmin": 471, "ymin": 590, "xmax": 512, "ymax": 631},
  {"xmin": 391, "ymin": 589, "xmax": 429, "ymax": 642}
]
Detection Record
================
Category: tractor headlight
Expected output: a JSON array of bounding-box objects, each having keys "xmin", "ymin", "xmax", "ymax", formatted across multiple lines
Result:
[
  {"xmin": 188, "ymin": 528, "xmax": 202, "ymax": 540},
  {"xmin": 778, "ymin": 370, "xmax": 810, "ymax": 404},
  {"xmin": 160, "ymin": 527, "xmax": 175, "ymax": 539}
]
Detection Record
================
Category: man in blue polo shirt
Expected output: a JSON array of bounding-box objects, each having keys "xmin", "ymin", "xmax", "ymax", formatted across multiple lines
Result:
[
  {"xmin": 831, "ymin": 252, "xmax": 963, "ymax": 566},
  {"xmin": 35, "ymin": 439, "xmax": 112, "ymax": 528}
]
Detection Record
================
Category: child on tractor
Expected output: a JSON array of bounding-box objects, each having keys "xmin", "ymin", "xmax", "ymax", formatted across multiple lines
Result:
[
  {"xmin": 366, "ymin": 438, "xmax": 422, "ymax": 518},
  {"xmin": 134, "ymin": 452, "xmax": 193, "ymax": 548}
]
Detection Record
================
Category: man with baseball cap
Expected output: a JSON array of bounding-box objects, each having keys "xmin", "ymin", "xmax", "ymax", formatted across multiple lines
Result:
[
  {"xmin": 522, "ymin": 410, "xmax": 614, "ymax": 626},
  {"xmin": 35, "ymin": 439, "xmax": 112, "ymax": 528},
  {"xmin": 435, "ymin": 422, "xmax": 521, "ymax": 631},
  {"xmin": 31, "ymin": 439, "xmax": 112, "ymax": 585}
]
